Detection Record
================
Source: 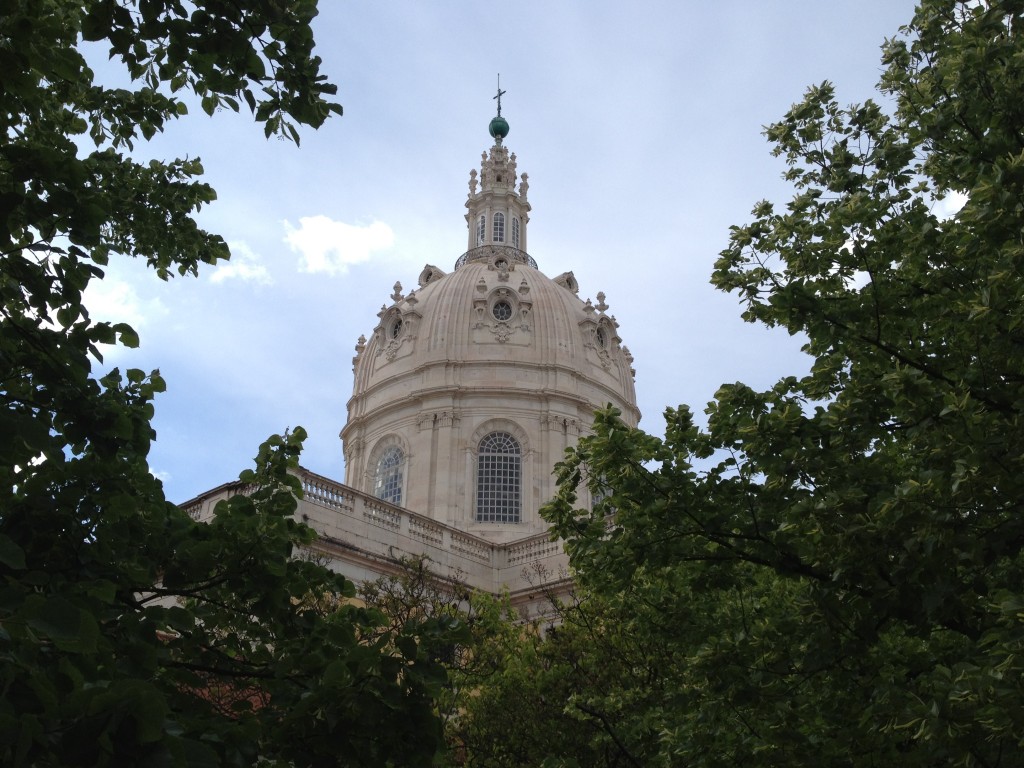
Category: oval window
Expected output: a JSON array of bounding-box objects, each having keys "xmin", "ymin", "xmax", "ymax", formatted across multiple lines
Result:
[{"xmin": 492, "ymin": 301, "xmax": 513, "ymax": 321}]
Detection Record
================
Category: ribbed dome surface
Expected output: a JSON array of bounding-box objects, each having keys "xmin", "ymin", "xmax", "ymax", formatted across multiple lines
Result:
[{"xmin": 348, "ymin": 246, "xmax": 636, "ymax": 431}]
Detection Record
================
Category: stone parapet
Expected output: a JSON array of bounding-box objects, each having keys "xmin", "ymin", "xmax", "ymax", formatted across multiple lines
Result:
[{"xmin": 179, "ymin": 466, "xmax": 571, "ymax": 616}]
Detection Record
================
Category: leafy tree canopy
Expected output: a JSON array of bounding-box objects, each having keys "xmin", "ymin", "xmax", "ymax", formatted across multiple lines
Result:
[
  {"xmin": 457, "ymin": 585, "xmax": 676, "ymax": 768},
  {"xmin": 357, "ymin": 556, "xmax": 525, "ymax": 766},
  {"xmin": 0, "ymin": 2, "xmax": 455, "ymax": 765},
  {"xmin": 540, "ymin": 1, "xmax": 1024, "ymax": 764}
]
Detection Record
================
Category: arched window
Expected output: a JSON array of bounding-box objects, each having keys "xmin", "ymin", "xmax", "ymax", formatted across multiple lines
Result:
[
  {"xmin": 493, "ymin": 212, "xmax": 505, "ymax": 243},
  {"xmin": 374, "ymin": 446, "xmax": 404, "ymax": 505},
  {"xmin": 476, "ymin": 432, "xmax": 521, "ymax": 523},
  {"xmin": 476, "ymin": 214, "xmax": 486, "ymax": 246},
  {"xmin": 511, "ymin": 216, "xmax": 520, "ymax": 248}
]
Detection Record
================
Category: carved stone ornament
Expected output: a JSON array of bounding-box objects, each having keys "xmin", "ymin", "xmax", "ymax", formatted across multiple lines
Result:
[
  {"xmin": 518, "ymin": 306, "xmax": 532, "ymax": 331},
  {"xmin": 541, "ymin": 414, "xmax": 581, "ymax": 435},
  {"xmin": 352, "ymin": 334, "xmax": 367, "ymax": 369},
  {"xmin": 493, "ymin": 322, "xmax": 513, "ymax": 343},
  {"xmin": 376, "ymin": 310, "xmax": 408, "ymax": 359},
  {"xmin": 436, "ymin": 411, "xmax": 458, "ymax": 428},
  {"xmin": 554, "ymin": 271, "xmax": 578, "ymax": 294},
  {"xmin": 490, "ymin": 254, "xmax": 511, "ymax": 282},
  {"xmin": 419, "ymin": 264, "xmax": 446, "ymax": 287},
  {"xmin": 472, "ymin": 294, "xmax": 488, "ymax": 328}
]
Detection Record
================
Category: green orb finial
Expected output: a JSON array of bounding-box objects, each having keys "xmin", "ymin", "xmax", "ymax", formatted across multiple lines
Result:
[
  {"xmin": 489, "ymin": 114, "xmax": 509, "ymax": 140},
  {"xmin": 490, "ymin": 75, "xmax": 509, "ymax": 143}
]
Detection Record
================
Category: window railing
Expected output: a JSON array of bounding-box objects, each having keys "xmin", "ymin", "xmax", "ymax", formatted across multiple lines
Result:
[{"xmin": 454, "ymin": 244, "xmax": 537, "ymax": 271}]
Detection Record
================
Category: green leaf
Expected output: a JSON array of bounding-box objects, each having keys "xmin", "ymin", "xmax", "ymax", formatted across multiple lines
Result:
[
  {"xmin": 0, "ymin": 535, "xmax": 26, "ymax": 570},
  {"xmin": 112, "ymin": 322, "xmax": 140, "ymax": 348},
  {"xmin": 24, "ymin": 596, "xmax": 99, "ymax": 654},
  {"xmin": 397, "ymin": 634, "xmax": 419, "ymax": 661}
]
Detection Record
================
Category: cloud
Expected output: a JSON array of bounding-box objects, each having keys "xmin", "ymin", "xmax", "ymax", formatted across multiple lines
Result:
[
  {"xmin": 210, "ymin": 241, "xmax": 272, "ymax": 285},
  {"xmin": 283, "ymin": 216, "xmax": 394, "ymax": 275},
  {"xmin": 83, "ymin": 274, "xmax": 167, "ymax": 332},
  {"xmin": 80, "ymin": 271, "xmax": 169, "ymax": 364}
]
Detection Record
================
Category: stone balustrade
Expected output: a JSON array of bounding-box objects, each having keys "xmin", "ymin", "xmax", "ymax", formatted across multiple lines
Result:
[{"xmin": 180, "ymin": 467, "xmax": 571, "ymax": 609}]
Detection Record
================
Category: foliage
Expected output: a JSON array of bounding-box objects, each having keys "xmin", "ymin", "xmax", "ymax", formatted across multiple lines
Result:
[
  {"xmin": 539, "ymin": 1, "xmax": 1024, "ymax": 765},
  {"xmin": 456, "ymin": 585, "xmax": 673, "ymax": 768},
  {"xmin": 358, "ymin": 556, "xmax": 522, "ymax": 766},
  {"xmin": 0, "ymin": 1, "xmax": 452, "ymax": 765}
]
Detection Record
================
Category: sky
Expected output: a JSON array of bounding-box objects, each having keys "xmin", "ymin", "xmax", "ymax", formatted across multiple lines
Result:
[{"xmin": 82, "ymin": 1, "xmax": 922, "ymax": 504}]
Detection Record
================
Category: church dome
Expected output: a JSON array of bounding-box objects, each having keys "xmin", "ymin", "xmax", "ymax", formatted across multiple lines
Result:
[
  {"xmin": 341, "ymin": 107, "xmax": 639, "ymax": 542},
  {"xmin": 346, "ymin": 247, "xmax": 638, "ymax": 446}
]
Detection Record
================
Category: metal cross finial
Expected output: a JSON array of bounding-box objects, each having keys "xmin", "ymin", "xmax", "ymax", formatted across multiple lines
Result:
[{"xmin": 494, "ymin": 74, "xmax": 506, "ymax": 116}]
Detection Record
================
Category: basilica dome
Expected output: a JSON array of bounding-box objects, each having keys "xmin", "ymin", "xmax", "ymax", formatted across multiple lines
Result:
[{"xmin": 341, "ymin": 113, "xmax": 639, "ymax": 542}]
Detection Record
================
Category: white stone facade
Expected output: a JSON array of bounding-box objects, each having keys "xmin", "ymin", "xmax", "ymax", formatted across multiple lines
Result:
[{"xmin": 183, "ymin": 470, "xmax": 571, "ymax": 615}]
